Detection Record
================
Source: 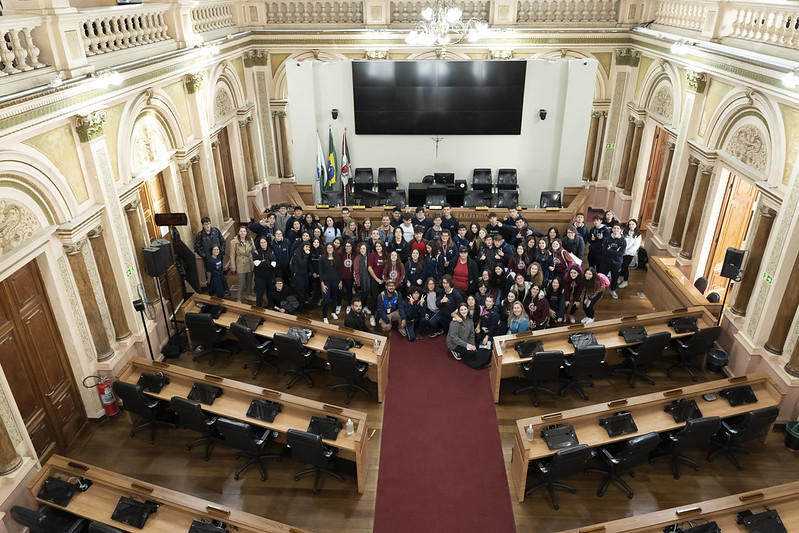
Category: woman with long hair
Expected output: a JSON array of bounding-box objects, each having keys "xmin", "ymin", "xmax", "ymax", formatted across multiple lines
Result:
[
  {"xmin": 252, "ymin": 236, "xmax": 276, "ymax": 308},
  {"xmin": 546, "ymin": 226, "xmax": 560, "ymax": 247},
  {"xmin": 359, "ymin": 218, "xmax": 373, "ymax": 243},
  {"xmin": 550, "ymin": 237, "xmax": 573, "ymax": 279},
  {"xmin": 388, "ymin": 225, "xmax": 410, "ymax": 262},
  {"xmin": 533, "ymin": 237, "xmax": 555, "ymax": 283},
  {"xmin": 290, "ymin": 241, "xmax": 312, "ymax": 313},
  {"xmin": 367, "ymin": 241, "xmax": 386, "ymax": 327},
  {"xmin": 545, "ymin": 276, "xmax": 565, "ymax": 324},
  {"xmin": 319, "ymin": 242, "xmax": 341, "ymax": 323},
  {"xmin": 619, "ymin": 218, "xmax": 642, "ymax": 289},
  {"xmin": 323, "ymin": 215, "xmax": 341, "ymax": 244},
  {"xmin": 527, "ymin": 261, "xmax": 544, "ymax": 288},
  {"xmin": 302, "ymin": 212, "xmax": 320, "ymax": 234},
  {"xmin": 353, "ymin": 241, "xmax": 372, "ymax": 315},
  {"xmin": 500, "ymin": 290, "xmax": 518, "ymax": 323},
  {"xmin": 581, "ymin": 267, "xmax": 607, "ymax": 324},
  {"xmin": 339, "ymin": 240, "xmax": 356, "ymax": 313},
  {"xmin": 343, "ymin": 218, "xmax": 359, "ymax": 243},
  {"xmin": 563, "ymin": 264, "xmax": 583, "ymax": 324},
  {"xmin": 231, "ymin": 225, "xmax": 255, "ymax": 302},
  {"xmin": 508, "ymin": 244, "xmax": 528, "ymax": 278},
  {"xmin": 205, "ymin": 244, "xmax": 228, "ymax": 298},
  {"xmin": 506, "ymin": 300, "xmax": 531, "ymax": 334},
  {"xmin": 383, "ymin": 249, "xmax": 405, "ymax": 288},
  {"xmin": 422, "ymin": 276, "xmax": 444, "ymax": 338},
  {"xmin": 404, "ymin": 247, "xmax": 426, "ymax": 291},
  {"xmin": 309, "ymin": 237, "xmax": 324, "ymax": 304},
  {"xmin": 526, "ymin": 284, "xmax": 550, "ymax": 330},
  {"xmin": 447, "ymin": 302, "xmax": 492, "ymax": 368}
]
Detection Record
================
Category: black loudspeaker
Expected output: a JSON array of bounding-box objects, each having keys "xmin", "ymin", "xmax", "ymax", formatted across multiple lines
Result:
[
  {"xmin": 142, "ymin": 239, "xmax": 173, "ymax": 277},
  {"xmin": 720, "ymin": 247, "xmax": 744, "ymax": 279}
]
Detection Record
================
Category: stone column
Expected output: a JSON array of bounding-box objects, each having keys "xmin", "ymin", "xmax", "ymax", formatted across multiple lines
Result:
[
  {"xmin": 786, "ymin": 342, "xmax": 799, "ymax": 377},
  {"xmin": 649, "ymin": 142, "xmax": 676, "ymax": 229},
  {"xmin": 622, "ymin": 120, "xmax": 645, "ymax": 195},
  {"xmin": 124, "ymin": 199, "xmax": 157, "ymax": 302},
  {"xmin": 678, "ymin": 165, "xmax": 714, "ymax": 260},
  {"xmin": 615, "ymin": 117, "xmax": 636, "ymax": 189},
  {"xmin": 668, "ymin": 157, "xmax": 700, "ymax": 248},
  {"xmin": 276, "ymin": 110, "xmax": 294, "ymax": 179},
  {"xmin": 64, "ymin": 240, "xmax": 114, "ymax": 361},
  {"xmin": 211, "ymin": 140, "xmax": 229, "ymax": 220},
  {"xmin": 87, "ymin": 225, "xmax": 132, "ymax": 341},
  {"xmin": 190, "ymin": 155, "xmax": 209, "ymax": 220},
  {"xmin": 731, "ymin": 205, "xmax": 777, "ymax": 316},
  {"xmin": 245, "ymin": 119, "xmax": 262, "ymax": 185},
  {"xmin": 0, "ymin": 418, "xmax": 22, "ymax": 475},
  {"xmin": 239, "ymin": 116, "xmax": 256, "ymax": 190},
  {"xmin": 582, "ymin": 111, "xmax": 601, "ymax": 181},
  {"xmin": 764, "ymin": 251, "xmax": 799, "ymax": 355},
  {"xmin": 593, "ymin": 112, "xmax": 607, "ymax": 181},
  {"xmin": 178, "ymin": 160, "xmax": 201, "ymax": 231}
]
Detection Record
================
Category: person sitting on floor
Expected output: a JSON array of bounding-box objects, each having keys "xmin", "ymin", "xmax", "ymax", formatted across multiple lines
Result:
[
  {"xmin": 377, "ymin": 279, "xmax": 402, "ymax": 333},
  {"xmin": 446, "ymin": 303, "xmax": 492, "ymax": 368}
]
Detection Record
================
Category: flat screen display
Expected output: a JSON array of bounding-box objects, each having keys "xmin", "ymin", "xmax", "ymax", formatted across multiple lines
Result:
[{"xmin": 352, "ymin": 60, "xmax": 526, "ymax": 135}]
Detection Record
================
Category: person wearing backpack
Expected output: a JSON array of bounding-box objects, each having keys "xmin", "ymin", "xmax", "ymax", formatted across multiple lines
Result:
[{"xmin": 581, "ymin": 267, "xmax": 608, "ymax": 323}]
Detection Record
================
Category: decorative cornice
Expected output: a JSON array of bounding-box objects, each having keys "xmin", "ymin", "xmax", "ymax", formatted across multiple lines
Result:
[
  {"xmin": 178, "ymin": 161, "xmax": 193, "ymax": 172},
  {"xmin": 634, "ymin": 119, "xmax": 645, "ymax": 128},
  {"xmin": 688, "ymin": 156, "xmax": 701, "ymax": 166},
  {"xmin": 686, "ymin": 70, "xmax": 707, "ymax": 93},
  {"xmin": 758, "ymin": 204, "xmax": 777, "ymax": 218},
  {"xmin": 615, "ymin": 48, "xmax": 641, "ymax": 67},
  {"xmin": 63, "ymin": 239, "xmax": 88, "ymax": 256},
  {"xmin": 185, "ymin": 72, "xmax": 206, "ymax": 94},
  {"xmin": 239, "ymin": 116, "xmax": 253, "ymax": 127},
  {"xmin": 243, "ymin": 49, "xmax": 269, "ymax": 68},
  {"xmin": 75, "ymin": 110, "xmax": 107, "ymax": 143},
  {"xmin": 667, "ymin": 142, "xmax": 676, "ymax": 150},
  {"xmin": 190, "ymin": 155, "xmax": 200, "ymax": 165},
  {"xmin": 364, "ymin": 49, "xmax": 389, "ymax": 60},
  {"xmin": 591, "ymin": 111, "xmax": 604, "ymax": 118},
  {"xmin": 700, "ymin": 164, "xmax": 714, "ymax": 175}
]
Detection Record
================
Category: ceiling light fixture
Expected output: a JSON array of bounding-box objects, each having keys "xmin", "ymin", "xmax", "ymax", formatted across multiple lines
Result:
[
  {"xmin": 405, "ymin": 1, "xmax": 489, "ymax": 47},
  {"xmin": 670, "ymin": 39, "xmax": 694, "ymax": 55},
  {"xmin": 783, "ymin": 67, "xmax": 799, "ymax": 89}
]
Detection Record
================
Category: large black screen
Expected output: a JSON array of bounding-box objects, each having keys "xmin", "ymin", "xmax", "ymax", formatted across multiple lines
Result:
[{"xmin": 352, "ymin": 60, "xmax": 526, "ymax": 135}]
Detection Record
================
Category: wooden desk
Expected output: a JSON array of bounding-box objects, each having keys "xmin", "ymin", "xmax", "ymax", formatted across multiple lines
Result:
[
  {"xmin": 489, "ymin": 307, "xmax": 717, "ymax": 403},
  {"xmin": 558, "ymin": 480, "xmax": 799, "ymax": 532},
  {"xmin": 30, "ymin": 455, "xmax": 307, "ymax": 533},
  {"xmin": 646, "ymin": 256, "xmax": 722, "ymax": 318},
  {"xmin": 186, "ymin": 293, "xmax": 390, "ymax": 402},
  {"xmin": 117, "ymin": 357, "xmax": 371, "ymax": 494},
  {"xmin": 509, "ymin": 373, "xmax": 784, "ymax": 502},
  {"xmin": 276, "ymin": 184, "xmax": 589, "ymax": 228}
]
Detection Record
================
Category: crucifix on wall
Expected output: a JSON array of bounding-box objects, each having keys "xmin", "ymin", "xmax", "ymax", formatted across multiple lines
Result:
[{"xmin": 431, "ymin": 136, "xmax": 444, "ymax": 158}]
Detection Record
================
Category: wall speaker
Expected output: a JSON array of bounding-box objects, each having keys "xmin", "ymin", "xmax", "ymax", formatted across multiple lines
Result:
[
  {"xmin": 720, "ymin": 247, "xmax": 744, "ymax": 279},
  {"xmin": 142, "ymin": 239, "xmax": 173, "ymax": 277}
]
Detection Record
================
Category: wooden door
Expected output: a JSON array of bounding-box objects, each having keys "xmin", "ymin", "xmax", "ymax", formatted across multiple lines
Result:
[
  {"xmin": 705, "ymin": 175, "xmax": 757, "ymax": 294},
  {"xmin": 0, "ymin": 261, "xmax": 86, "ymax": 461},
  {"xmin": 639, "ymin": 126, "xmax": 668, "ymax": 228},
  {"xmin": 218, "ymin": 127, "xmax": 239, "ymax": 221}
]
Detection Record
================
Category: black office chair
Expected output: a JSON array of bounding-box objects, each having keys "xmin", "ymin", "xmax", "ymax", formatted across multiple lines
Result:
[
  {"xmin": 434, "ymin": 172, "xmax": 455, "ymax": 184},
  {"xmin": 321, "ymin": 190, "xmax": 343, "ymax": 207},
  {"xmin": 585, "ymin": 432, "xmax": 660, "ymax": 498},
  {"xmin": 525, "ymin": 444, "xmax": 591, "ymax": 510},
  {"xmin": 496, "ymin": 189, "xmax": 519, "ymax": 208},
  {"xmin": 422, "ymin": 174, "xmax": 435, "ymax": 184},
  {"xmin": 425, "ymin": 184, "xmax": 447, "ymax": 207},
  {"xmin": 230, "ymin": 322, "xmax": 278, "ymax": 379},
  {"xmin": 497, "ymin": 168, "xmax": 518, "ymax": 190},
  {"xmin": 693, "ymin": 276, "xmax": 709, "ymax": 294},
  {"xmin": 472, "ymin": 168, "xmax": 493, "ymax": 193},
  {"xmin": 377, "ymin": 167, "xmax": 398, "ymax": 198},
  {"xmin": 10, "ymin": 506, "xmax": 87, "ymax": 533},
  {"xmin": 650, "ymin": 416, "xmax": 722, "ymax": 479},
  {"xmin": 463, "ymin": 190, "xmax": 487, "ymax": 208},
  {"xmin": 385, "ymin": 188, "xmax": 406, "ymax": 208},
  {"xmin": 540, "ymin": 190, "xmax": 562, "ymax": 208},
  {"xmin": 273, "ymin": 332, "xmax": 323, "ymax": 389},
  {"xmin": 112, "ymin": 381, "xmax": 175, "ymax": 444},
  {"xmin": 614, "ymin": 331, "xmax": 671, "ymax": 388},
  {"xmin": 327, "ymin": 348, "xmax": 370, "ymax": 404},
  {"xmin": 559, "ymin": 345, "xmax": 608, "ymax": 400},
  {"xmin": 171, "ymin": 396, "xmax": 218, "ymax": 461},
  {"xmin": 668, "ymin": 326, "xmax": 722, "ymax": 381},
  {"xmin": 185, "ymin": 312, "xmax": 231, "ymax": 367},
  {"xmin": 707, "ymin": 406, "xmax": 779, "ymax": 470},
  {"xmin": 286, "ymin": 429, "xmax": 345, "ymax": 494},
  {"xmin": 88, "ymin": 521, "xmax": 126, "ymax": 532},
  {"xmin": 361, "ymin": 189, "xmax": 380, "ymax": 208},
  {"xmin": 216, "ymin": 417, "xmax": 281, "ymax": 481},
  {"xmin": 352, "ymin": 168, "xmax": 374, "ymax": 202},
  {"xmin": 514, "ymin": 351, "xmax": 565, "ymax": 406},
  {"xmin": 707, "ymin": 292, "xmax": 720, "ymax": 303}
]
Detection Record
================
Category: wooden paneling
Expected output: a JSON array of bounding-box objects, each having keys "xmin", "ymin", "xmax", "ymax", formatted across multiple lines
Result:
[{"xmin": 639, "ymin": 126, "xmax": 668, "ymax": 228}]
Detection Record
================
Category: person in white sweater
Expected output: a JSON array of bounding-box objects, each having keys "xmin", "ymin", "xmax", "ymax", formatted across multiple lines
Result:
[{"xmin": 618, "ymin": 219, "xmax": 642, "ymax": 289}]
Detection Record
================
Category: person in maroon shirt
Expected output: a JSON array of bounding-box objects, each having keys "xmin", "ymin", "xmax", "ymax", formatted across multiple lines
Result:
[
  {"xmin": 367, "ymin": 241, "xmax": 386, "ymax": 327},
  {"xmin": 447, "ymin": 246, "xmax": 478, "ymax": 294},
  {"xmin": 507, "ymin": 244, "xmax": 528, "ymax": 278},
  {"xmin": 563, "ymin": 264, "xmax": 584, "ymax": 324},
  {"xmin": 525, "ymin": 284, "xmax": 550, "ymax": 330}
]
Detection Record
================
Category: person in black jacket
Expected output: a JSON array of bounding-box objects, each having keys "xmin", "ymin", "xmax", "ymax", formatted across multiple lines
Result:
[
  {"xmin": 271, "ymin": 229, "xmax": 291, "ymax": 282},
  {"xmin": 400, "ymin": 287, "xmax": 425, "ymax": 341},
  {"xmin": 290, "ymin": 241, "xmax": 311, "ymax": 313},
  {"xmin": 600, "ymin": 221, "xmax": 626, "ymax": 299},
  {"xmin": 252, "ymin": 236, "xmax": 276, "ymax": 307},
  {"xmin": 587, "ymin": 214, "xmax": 609, "ymax": 269},
  {"xmin": 476, "ymin": 294, "xmax": 502, "ymax": 347},
  {"xmin": 268, "ymin": 278, "xmax": 297, "ymax": 314},
  {"xmin": 436, "ymin": 275, "xmax": 463, "ymax": 331},
  {"xmin": 318, "ymin": 242, "xmax": 341, "ymax": 323},
  {"xmin": 446, "ymin": 246, "xmax": 479, "ymax": 294},
  {"xmin": 344, "ymin": 297, "xmax": 370, "ymax": 332}
]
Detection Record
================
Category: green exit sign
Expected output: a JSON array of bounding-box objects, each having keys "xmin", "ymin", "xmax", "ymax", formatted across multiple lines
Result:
[
  {"xmin": 126, "ymin": 266, "xmax": 134, "ymax": 277},
  {"xmin": 763, "ymin": 273, "xmax": 773, "ymax": 284},
  {"xmin": 606, "ymin": 143, "xmax": 615, "ymax": 149}
]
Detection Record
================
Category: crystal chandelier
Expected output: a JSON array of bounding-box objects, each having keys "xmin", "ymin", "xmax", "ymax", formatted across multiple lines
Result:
[{"xmin": 405, "ymin": 2, "xmax": 489, "ymax": 47}]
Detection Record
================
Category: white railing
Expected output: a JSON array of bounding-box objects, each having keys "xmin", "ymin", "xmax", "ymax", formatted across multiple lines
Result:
[
  {"xmin": 728, "ymin": 3, "xmax": 799, "ymax": 49},
  {"xmin": 265, "ymin": 1, "xmax": 364, "ymax": 24},
  {"xmin": 390, "ymin": 1, "xmax": 489, "ymax": 23},
  {"xmin": 516, "ymin": 0, "xmax": 619, "ymax": 23},
  {"xmin": 191, "ymin": 2, "xmax": 236, "ymax": 33},
  {"xmin": 655, "ymin": 0, "xmax": 708, "ymax": 31},
  {"xmin": 80, "ymin": 5, "xmax": 171, "ymax": 57},
  {"xmin": 0, "ymin": 17, "xmax": 46, "ymax": 76}
]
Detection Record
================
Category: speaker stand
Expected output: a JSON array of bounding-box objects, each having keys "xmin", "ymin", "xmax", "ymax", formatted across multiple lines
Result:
[
  {"xmin": 154, "ymin": 274, "xmax": 172, "ymax": 339},
  {"xmin": 718, "ymin": 278, "xmax": 732, "ymax": 326}
]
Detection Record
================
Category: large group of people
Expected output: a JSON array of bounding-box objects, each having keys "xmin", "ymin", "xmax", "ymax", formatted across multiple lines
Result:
[{"xmin": 193, "ymin": 203, "xmax": 644, "ymax": 369}]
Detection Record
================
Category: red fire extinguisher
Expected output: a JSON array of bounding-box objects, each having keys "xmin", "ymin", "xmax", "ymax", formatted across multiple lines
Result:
[{"xmin": 82, "ymin": 375, "xmax": 119, "ymax": 416}]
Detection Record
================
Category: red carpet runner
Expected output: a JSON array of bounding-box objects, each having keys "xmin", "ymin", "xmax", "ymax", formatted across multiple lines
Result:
[{"xmin": 373, "ymin": 336, "xmax": 516, "ymax": 532}]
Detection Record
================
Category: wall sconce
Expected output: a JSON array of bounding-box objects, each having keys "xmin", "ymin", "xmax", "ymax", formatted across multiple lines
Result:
[{"xmin": 332, "ymin": 109, "xmax": 339, "ymax": 120}]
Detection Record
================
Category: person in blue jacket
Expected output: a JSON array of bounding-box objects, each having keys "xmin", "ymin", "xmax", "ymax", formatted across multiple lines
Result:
[
  {"xmin": 377, "ymin": 279, "xmax": 402, "ymax": 333},
  {"xmin": 271, "ymin": 229, "xmax": 291, "ymax": 283},
  {"xmin": 600, "ymin": 221, "xmax": 626, "ymax": 299},
  {"xmin": 400, "ymin": 286, "xmax": 425, "ymax": 341}
]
